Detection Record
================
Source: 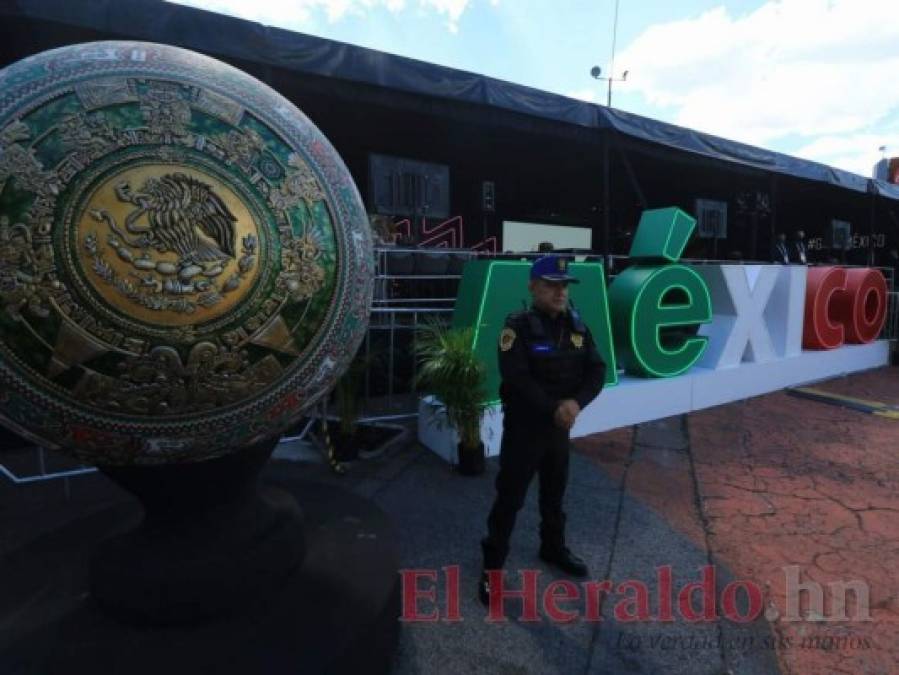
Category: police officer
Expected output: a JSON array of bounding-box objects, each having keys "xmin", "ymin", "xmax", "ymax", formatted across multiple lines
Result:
[{"xmin": 479, "ymin": 255, "xmax": 606, "ymax": 605}]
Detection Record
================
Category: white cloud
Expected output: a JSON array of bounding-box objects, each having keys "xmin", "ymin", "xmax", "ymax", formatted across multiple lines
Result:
[
  {"xmin": 565, "ymin": 88, "xmax": 599, "ymax": 103},
  {"xmin": 616, "ymin": 0, "xmax": 899, "ymax": 162},
  {"xmin": 794, "ymin": 131, "xmax": 899, "ymax": 177},
  {"xmin": 420, "ymin": 0, "xmax": 470, "ymax": 32},
  {"xmin": 167, "ymin": 0, "xmax": 471, "ymax": 30}
]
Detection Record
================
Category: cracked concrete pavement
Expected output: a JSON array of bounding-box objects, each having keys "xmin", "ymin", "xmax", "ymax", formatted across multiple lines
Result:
[{"xmin": 685, "ymin": 368, "xmax": 898, "ymax": 675}]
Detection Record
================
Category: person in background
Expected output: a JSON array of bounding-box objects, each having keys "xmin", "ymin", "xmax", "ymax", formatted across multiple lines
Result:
[
  {"xmin": 771, "ymin": 232, "xmax": 790, "ymax": 264},
  {"xmin": 537, "ymin": 241, "xmax": 555, "ymax": 253},
  {"xmin": 791, "ymin": 230, "xmax": 808, "ymax": 264}
]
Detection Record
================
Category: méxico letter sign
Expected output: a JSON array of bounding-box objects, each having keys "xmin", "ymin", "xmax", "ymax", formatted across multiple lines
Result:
[{"xmin": 452, "ymin": 208, "xmax": 888, "ymax": 405}]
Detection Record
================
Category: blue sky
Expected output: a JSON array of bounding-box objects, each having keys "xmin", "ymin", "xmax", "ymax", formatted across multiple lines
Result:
[{"xmin": 169, "ymin": 0, "xmax": 899, "ymax": 177}]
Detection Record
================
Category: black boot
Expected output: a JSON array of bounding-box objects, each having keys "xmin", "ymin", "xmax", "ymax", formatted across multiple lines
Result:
[
  {"xmin": 477, "ymin": 571, "xmax": 493, "ymax": 607},
  {"xmin": 539, "ymin": 545, "xmax": 589, "ymax": 578}
]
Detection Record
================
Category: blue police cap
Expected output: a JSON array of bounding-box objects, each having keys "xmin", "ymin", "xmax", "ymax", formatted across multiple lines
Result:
[{"xmin": 530, "ymin": 255, "xmax": 579, "ymax": 283}]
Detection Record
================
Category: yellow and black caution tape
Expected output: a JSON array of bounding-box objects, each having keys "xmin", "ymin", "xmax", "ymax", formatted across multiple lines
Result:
[
  {"xmin": 319, "ymin": 415, "xmax": 346, "ymax": 475},
  {"xmin": 788, "ymin": 387, "xmax": 899, "ymax": 420}
]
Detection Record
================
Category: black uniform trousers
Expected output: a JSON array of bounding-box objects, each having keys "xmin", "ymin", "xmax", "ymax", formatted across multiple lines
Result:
[{"xmin": 481, "ymin": 413, "xmax": 570, "ymax": 570}]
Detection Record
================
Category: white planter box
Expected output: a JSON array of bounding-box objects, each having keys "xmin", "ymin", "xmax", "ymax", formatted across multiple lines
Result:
[{"xmin": 417, "ymin": 341, "xmax": 891, "ymax": 463}]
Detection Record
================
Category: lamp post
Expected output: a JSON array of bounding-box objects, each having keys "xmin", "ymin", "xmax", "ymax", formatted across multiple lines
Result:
[{"xmin": 590, "ymin": 66, "xmax": 628, "ymax": 108}]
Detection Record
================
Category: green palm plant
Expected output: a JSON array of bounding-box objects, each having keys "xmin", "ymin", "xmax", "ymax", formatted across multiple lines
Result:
[
  {"xmin": 331, "ymin": 346, "xmax": 380, "ymax": 458},
  {"xmin": 334, "ymin": 353, "xmax": 367, "ymax": 439},
  {"xmin": 414, "ymin": 318, "xmax": 488, "ymax": 452}
]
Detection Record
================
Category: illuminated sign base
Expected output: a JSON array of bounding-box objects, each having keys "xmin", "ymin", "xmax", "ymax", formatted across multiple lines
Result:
[{"xmin": 418, "ymin": 340, "xmax": 890, "ymax": 462}]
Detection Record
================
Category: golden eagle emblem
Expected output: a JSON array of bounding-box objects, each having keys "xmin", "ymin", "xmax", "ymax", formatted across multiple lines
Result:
[
  {"xmin": 110, "ymin": 173, "xmax": 237, "ymax": 263},
  {"xmin": 570, "ymin": 333, "xmax": 584, "ymax": 349}
]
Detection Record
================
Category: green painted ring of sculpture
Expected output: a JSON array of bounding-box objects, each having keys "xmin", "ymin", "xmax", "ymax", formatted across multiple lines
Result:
[{"xmin": 0, "ymin": 42, "xmax": 373, "ymax": 464}]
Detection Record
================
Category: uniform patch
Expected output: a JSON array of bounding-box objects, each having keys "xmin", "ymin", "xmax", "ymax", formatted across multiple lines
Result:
[
  {"xmin": 571, "ymin": 333, "xmax": 584, "ymax": 349},
  {"xmin": 499, "ymin": 327, "xmax": 516, "ymax": 351}
]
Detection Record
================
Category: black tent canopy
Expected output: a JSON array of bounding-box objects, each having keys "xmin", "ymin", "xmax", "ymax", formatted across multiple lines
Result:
[{"xmin": 2, "ymin": 0, "xmax": 898, "ymax": 260}]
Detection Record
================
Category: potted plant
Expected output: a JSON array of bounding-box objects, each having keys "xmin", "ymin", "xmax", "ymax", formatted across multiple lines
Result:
[
  {"xmin": 331, "ymin": 347, "xmax": 374, "ymax": 461},
  {"xmin": 414, "ymin": 319, "xmax": 488, "ymax": 475},
  {"xmin": 332, "ymin": 369, "xmax": 362, "ymax": 462}
]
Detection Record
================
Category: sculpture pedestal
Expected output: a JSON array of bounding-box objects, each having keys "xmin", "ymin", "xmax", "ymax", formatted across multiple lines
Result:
[
  {"xmin": 90, "ymin": 438, "xmax": 306, "ymax": 624},
  {"xmin": 0, "ymin": 455, "xmax": 400, "ymax": 675}
]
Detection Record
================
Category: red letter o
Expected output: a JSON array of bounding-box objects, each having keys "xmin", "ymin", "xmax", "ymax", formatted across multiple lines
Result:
[{"xmin": 833, "ymin": 268, "xmax": 887, "ymax": 344}]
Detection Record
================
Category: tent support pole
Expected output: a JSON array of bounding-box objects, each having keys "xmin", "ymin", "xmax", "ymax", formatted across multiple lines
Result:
[
  {"xmin": 614, "ymin": 138, "xmax": 648, "ymax": 210},
  {"xmin": 603, "ymin": 130, "xmax": 611, "ymax": 261},
  {"xmin": 769, "ymin": 174, "xmax": 778, "ymax": 262},
  {"xmin": 869, "ymin": 190, "xmax": 876, "ymax": 267}
]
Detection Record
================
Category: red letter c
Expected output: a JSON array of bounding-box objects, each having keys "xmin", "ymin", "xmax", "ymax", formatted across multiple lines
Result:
[{"xmin": 803, "ymin": 267, "xmax": 847, "ymax": 350}]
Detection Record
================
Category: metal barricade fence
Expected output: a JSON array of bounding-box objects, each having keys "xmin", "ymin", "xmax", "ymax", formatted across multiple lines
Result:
[
  {"xmin": 358, "ymin": 246, "xmax": 477, "ymax": 421},
  {"xmin": 4, "ymin": 251, "xmax": 897, "ymax": 483},
  {"xmin": 0, "ymin": 445, "xmax": 96, "ymax": 494},
  {"xmin": 884, "ymin": 292, "xmax": 899, "ymax": 341}
]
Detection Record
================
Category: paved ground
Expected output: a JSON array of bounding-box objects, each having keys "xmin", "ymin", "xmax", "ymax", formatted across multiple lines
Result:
[
  {"xmin": 387, "ymin": 366, "xmax": 898, "ymax": 675},
  {"xmin": 1, "ymin": 366, "xmax": 896, "ymax": 674},
  {"xmin": 685, "ymin": 370, "xmax": 899, "ymax": 675}
]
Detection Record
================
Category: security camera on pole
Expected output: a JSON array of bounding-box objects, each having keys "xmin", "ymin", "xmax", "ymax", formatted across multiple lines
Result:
[
  {"xmin": 590, "ymin": 65, "xmax": 629, "ymax": 108},
  {"xmin": 590, "ymin": 0, "xmax": 628, "ymax": 108}
]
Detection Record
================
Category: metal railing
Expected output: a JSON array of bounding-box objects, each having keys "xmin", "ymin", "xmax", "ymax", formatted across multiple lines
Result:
[
  {"xmin": 366, "ymin": 306, "xmax": 452, "ymax": 408},
  {"xmin": 884, "ymin": 292, "xmax": 899, "ymax": 341},
  {"xmin": 0, "ymin": 445, "xmax": 97, "ymax": 492},
  {"xmin": 3, "ymin": 249, "xmax": 896, "ymax": 484}
]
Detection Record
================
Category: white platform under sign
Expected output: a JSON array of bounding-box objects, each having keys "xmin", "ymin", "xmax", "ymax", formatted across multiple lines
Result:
[{"xmin": 418, "ymin": 340, "xmax": 891, "ymax": 462}]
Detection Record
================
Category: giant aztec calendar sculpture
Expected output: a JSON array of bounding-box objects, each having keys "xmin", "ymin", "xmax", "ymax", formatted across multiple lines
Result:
[{"xmin": 0, "ymin": 42, "xmax": 373, "ymax": 465}]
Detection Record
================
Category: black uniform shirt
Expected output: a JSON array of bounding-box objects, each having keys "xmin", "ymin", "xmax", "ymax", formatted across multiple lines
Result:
[{"xmin": 497, "ymin": 306, "xmax": 606, "ymax": 424}]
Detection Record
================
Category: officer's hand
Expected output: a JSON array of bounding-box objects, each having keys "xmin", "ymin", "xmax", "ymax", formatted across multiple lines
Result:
[
  {"xmin": 553, "ymin": 405, "xmax": 569, "ymax": 429},
  {"xmin": 554, "ymin": 399, "xmax": 580, "ymax": 429},
  {"xmin": 561, "ymin": 399, "xmax": 581, "ymax": 428}
]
